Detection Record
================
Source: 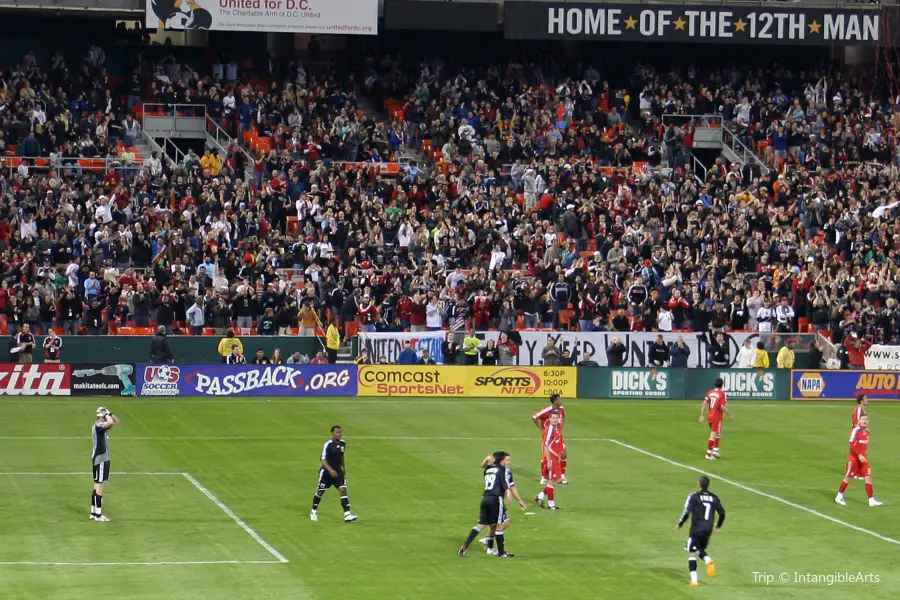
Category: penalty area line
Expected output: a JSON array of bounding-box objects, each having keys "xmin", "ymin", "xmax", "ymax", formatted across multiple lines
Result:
[
  {"xmin": 0, "ymin": 560, "xmax": 285, "ymax": 566},
  {"xmin": 607, "ymin": 438, "xmax": 900, "ymax": 547},
  {"xmin": 181, "ymin": 473, "xmax": 290, "ymax": 564}
]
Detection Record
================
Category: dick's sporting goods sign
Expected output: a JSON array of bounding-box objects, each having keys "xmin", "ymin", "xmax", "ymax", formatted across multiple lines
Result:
[{"xmin": 504, "ymin": 2, "xmax": 898, "ymax": 46}]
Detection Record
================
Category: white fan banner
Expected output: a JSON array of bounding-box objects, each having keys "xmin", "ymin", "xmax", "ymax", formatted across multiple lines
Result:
[
  {"xmin": 147, "ymin": 0, "xmax": 377, "ymax": 35},
  {"xmin": 358, "ymin": 331, "xmax": 760, "ymax": 368},
  {"xmin": 864, "ymin": 345, "xmax": 900, "ymax": 370}
]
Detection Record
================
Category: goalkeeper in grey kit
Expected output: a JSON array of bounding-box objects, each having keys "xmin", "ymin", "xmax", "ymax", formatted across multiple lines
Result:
[{"xmin": 91, "ymin": 407, "xmax": 120, "ymax": 521}]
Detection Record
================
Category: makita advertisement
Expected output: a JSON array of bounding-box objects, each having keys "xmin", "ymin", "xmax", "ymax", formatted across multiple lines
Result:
[
  {"xmin": 0, "ymin": 363, "xmax": 71, "ymax": 396},
  {"xmin": 71, "ymin": 363, "xmax": 137, "ymax": 397},
  {"xmin": 136, "ymin": 364, "xmax": 357, "ymax": 397}
]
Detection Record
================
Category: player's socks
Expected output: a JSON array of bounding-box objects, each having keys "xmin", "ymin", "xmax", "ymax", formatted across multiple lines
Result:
[
  {"xmin": 839, "ymin": 481, "xmax": 849, "ymax": 494},
  {"xmin": 865, "ymin": 483, "xmax": 874, "ymax": 499},
  {"xmin": 340, "ymin": 495, "xmax": 351, "ymax": 513},
  {"xmin": 537, "ymin": 491, "xmax": 546, "ymax": 501},
  {"xmin": 95, "ymin": 494, "xmax": 103, "ymax": 515},
  {"xmin": 91, "ymin": 492, "xmax": 98, "ymax": 515},
  {"xmin": 463, "ymin": 528, "xmax": 481, "ymax": 548},
  {"xmin": 311, "ymin": 493, "xmax": 323, "ymax": 511},
  {"xmin": 705, "ymin": 439, "xmax": 715, "ymax": 457},
  {"xmin": 546, "ymin": 487, "xmax": 555, "ymax": 502},
  {"xmin": 495, "ymin": 531, "xmax": 506, "ymax": 555},
  {"xmin": 560, "ymin": 459, "xmax": 567, "ymax": 474},
  {"xmin": 688, "ymin": 557, "xmax": 698, "ymax": 584}
]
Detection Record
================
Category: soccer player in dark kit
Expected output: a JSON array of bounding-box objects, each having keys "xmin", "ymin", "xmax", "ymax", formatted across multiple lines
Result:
[
  {"xmin": 676, "ymin": 475, "xmax": 726, "ymax": 586},
  {"xmin": 458, "ymin": 451, "xmax": 527, "ymax": 558}
]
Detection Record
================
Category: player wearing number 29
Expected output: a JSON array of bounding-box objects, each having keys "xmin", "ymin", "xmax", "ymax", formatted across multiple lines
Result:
[
  {"xmin": 532, "ymin": 393, "xmax": 567, "ymax": 484},
  {"xmin": 699, "ymin": 378, "xmax": 732, "ymax": 460},
  {"xmin": 458, "ymin": 452, "xmax": 527, "ymax": 558},
  {"xmin": 676, "ymin": 476, "xmax": 725, "ymax": 587},
  {"xmin": 91, "ymin": 407, "xmax": 120, "ymax": 521},
  {"xmin": 310, "ymin": 426, "xmax": 358, "ymax": 523},
  {"xmin": 835, "ymin": 415, "xmax": 883, "ymax": 507}
]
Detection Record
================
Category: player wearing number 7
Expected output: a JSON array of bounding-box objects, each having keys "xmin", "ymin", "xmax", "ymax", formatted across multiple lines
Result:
[
  {"xmin": 699, "ymin": 378, "xmax": 733, "ymax": 460},
  {"xmin": 676, "ymin": 475, "xmax": 726, "ymax": 587}
]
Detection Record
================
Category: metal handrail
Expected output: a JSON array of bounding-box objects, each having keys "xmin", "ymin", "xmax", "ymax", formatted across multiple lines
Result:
[
  {"xmin": 661, "ymin": 114, "xmax": 723, "ymax": 128},
  {"xmin": 141, "ymin": 103, "xmax": 207, "ymax": 119},
  {"xmin": 692, "ymin": 154, "xmax": 708, "ymax": 184},
  {"xmin": 722, "ymin": 127, "xmax": 771, "ymax": 176},
  {"xmin": 159, "ymin": 137, "xmax": 186, "ymax": 165}
]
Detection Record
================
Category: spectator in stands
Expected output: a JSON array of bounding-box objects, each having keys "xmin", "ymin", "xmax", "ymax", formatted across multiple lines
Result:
[
  {"xmin": 441, "ymin": 332, "xmax": 460, "ymax": 366},
  {"xmin": 707, "ymin": 332, "xmax": 730, "ymax": 368},
  {"xmin": 777, "ymin": 339, "xmax": 796, "ymax": 369},
  {"xmin": 497, "ymin": 332, "xmax": 518, "ymax": 366},
  {"xmin": 418, "ymin": 349, "xmax": 436, "ymax": 365},
  {"xmin": 542, "ymin": 336, "xmax": 561, "ymax": 367},
  {"xmin": 310, "ymin": 351, "xmax": 329, "ymax": 365},
  {"xmin": 648, "ymin": 334, "xmax": 670, "ymax": 368},
  {"xmin": 227, "ymin": 346, "xmax": 246, "ymax": 364},
  {"xmin": 396, "ymin": 341, "xmax": 418, "ymax": 365},
  {"xmin": 751, "ymin": 342, "xmax": 770, "ymax": 369},
  {"xmin": 217, "ymin": 330, "xmax": 243, "ymax": 363},
  {"xmin": 149, "ymin": 326, "xmax": 174, "ymax": 364},
  {"xmin": 480, "ymin": 340, "xmax": 498, "ymax": 366},
  {"xmin": 187, "ymin": 299, "xmax": 205, "ymax": 336},
  {"xmin": 462, "ymin": 329, "xmax": 480, "ymax": 366},
  {"xmin": 670, "ymin": 336, "xmax": 691, "ymax": 368},
  {"xmin": 607, "ymin": 337, "xmax": 626, "ymax": 367},
  {"xmin": 736, "ymin": 339, "xmax": 755, "ymax": 369}
]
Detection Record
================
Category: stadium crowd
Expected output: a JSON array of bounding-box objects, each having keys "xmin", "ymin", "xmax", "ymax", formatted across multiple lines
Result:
[{"xmin": 0, "ymin": 45, "xmax": 898, "ymax": 353}]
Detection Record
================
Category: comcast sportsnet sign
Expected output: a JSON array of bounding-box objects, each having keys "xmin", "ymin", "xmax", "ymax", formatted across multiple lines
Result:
[
  {"xmin": 146, "ymin": 0, "xmax": 377, "ymax": 35},
  {"xmin": 358, "ymin": 365, "xmax": 466, "ymax": 397},
  {"xmin": 356, "ymin": 366, "xmax": 577, "ymax": 398},
  {"xmin": 0, "ymin": 364, "xmax": 71, "ymax": 395}
]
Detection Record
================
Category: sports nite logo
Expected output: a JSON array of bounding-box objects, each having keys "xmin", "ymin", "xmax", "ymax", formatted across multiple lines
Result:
[
  {"xmin": 612, "ymin": 370, "xmax": 668, "ymax": 397},
  {"xmin": 473, "ymin": 368, "xmax": 542, "ymax": 394},
  {"xmin": 141, "ymin": 365, "xmax": 181, "ymax": 396}
]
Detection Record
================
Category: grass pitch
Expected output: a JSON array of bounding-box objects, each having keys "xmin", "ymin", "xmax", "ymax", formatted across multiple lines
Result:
[{"xmin": 0, "ymin": 396, "xmax": 898, "ymax": 599}]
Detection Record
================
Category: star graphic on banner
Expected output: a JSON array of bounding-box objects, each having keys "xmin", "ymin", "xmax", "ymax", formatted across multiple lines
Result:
[
  {"xmin": 734, "ymin": 18, "xmax": 747, "ymax": 33},
  {"xmin": 673, "ymin": 17, "xmax": 686, "ymax": 31},
  {"xmin": 809, "ymin": 20, "xmax": 822, "ymax": 34},
  {"xmin": 625, "ymin": 15, "xmax": 637, "ymax": 30}
]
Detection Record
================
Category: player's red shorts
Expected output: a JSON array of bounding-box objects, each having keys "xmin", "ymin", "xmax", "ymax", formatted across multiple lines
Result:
[
  {"xmin": 845, "ymin": 454, "xmax": 872, "ymax": 478},
  {"xmin": 708, "ymin": 419, "xmax": 722, "ymax": 434},
  {"xmin": 547, "ymin": 460, "xmax": 563, "ymax": 481}
]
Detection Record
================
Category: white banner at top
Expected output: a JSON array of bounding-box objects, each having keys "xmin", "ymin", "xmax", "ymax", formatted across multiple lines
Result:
[
  {"xmin": 864, "ymin": 345, "xmax": 900, "ymax": 370},
  {"xmin": 358, "ymin": 330, "xmax": 760, "ymax": 368},
  {"xmin": 147, "ymin": 0, "xmax": 378, "ymax": 35}
]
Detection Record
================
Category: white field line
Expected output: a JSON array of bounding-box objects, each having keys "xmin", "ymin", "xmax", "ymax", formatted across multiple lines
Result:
[
  {"xmin": 607, "ymin": 438, "xmax": 900, "ymax": 546},
  {"xmin": 0, "ymin": 560, "xmax": 284, "ymax": 566},
  {"xmin": 0, "ymin": 472, "xmax": 181, "ymax": 476},
  {"xmin": 0, "ymin": 471, "xmax": 290, "ymax": 566},
  {"xmin": 181, "ymin": 473, "xmax": 289, "ymax": 564},
  {"xmin": 0, "ymin": 436, "xmax": 610, "ymax": 442}
]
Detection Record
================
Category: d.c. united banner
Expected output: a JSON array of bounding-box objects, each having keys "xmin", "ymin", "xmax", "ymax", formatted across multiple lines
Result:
[{"xmin": 146, "ymin": 0, "xmax": 377, "ymax": 35}]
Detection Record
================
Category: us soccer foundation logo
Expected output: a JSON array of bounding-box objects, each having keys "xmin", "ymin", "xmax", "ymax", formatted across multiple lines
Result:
[{"xmin": 141, "ymin": 365, "xmax": 181, "ymax": 396}]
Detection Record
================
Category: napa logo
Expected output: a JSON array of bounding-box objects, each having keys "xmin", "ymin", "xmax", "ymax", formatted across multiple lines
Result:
[
  {"xmin": 796, "ymin": 372, "xmax": 826, "ymax": 398},
  {"xmin": 612, "ymin": 369, "xmax": 668, "ymax": 397}
]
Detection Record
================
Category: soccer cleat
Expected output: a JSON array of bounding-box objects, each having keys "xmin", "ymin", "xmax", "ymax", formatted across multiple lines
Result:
[
  {"xmin": 458, "ymin": 546, "xmax": 468, "ymax": 557},
  {"xmin": 834, "ymin": 494, "xmax": 847, "ymax": 506},
  {"xmin": 310, "ymin": 510, "xmax": 319, "ymax": 522},
  {"xmin": 93, "ymin": 514, "xmax": 111, "ymax": 522},
  {"xmin": 344, "ymin": 513, "xmax": 358, "ymax": 522},
  {"xmin": 706, "ymin": 560, "xmax": 716, "ymax": 578},
  {"xmin": 869, "ymin": 498, "xmax": 884, "ymax": 507},
  {"xmin": 539, "ymin": 477, "xmax": 547, "ymax": 485},
  {"xmin": 689, "ymin": 581, "xmax": 700, "ymax": 587},
  {"xmin": 705, "ymin": 455, "xmax": 716, "ymax": 461},
  {"xmin": 549, "ymin": 505, "xmax": 562, "ymax": 511},
  {"xmin": 498, "ymin": 552, "xmax": 515, "ymax": 558},
  {"xmin": 487, "ymin": 548, "xmax": 498, "ymax": 556},
  {"xmin": 560, "ymin": 476, "xmax": 568, "ymax": 485}
]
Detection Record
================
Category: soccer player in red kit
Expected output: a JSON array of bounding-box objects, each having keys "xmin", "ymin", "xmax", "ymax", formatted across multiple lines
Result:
[
  {"xmin": 532, "ymin": 394, "xmax": 567, "ymax": 484},
  {"xmin": 835, "ymin": 415, "xmax": 883, "ymax": 507},
  {"xmin": 699, "ymin": 378, "xmax": 732, "ymax": 460},
  {"xmin": 852, "ymin": 394, "xmax": 868, "ymax": 426},
  {"xmin": 535, "ymin": 413, "xmax": 563, "ymax": 510}
]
